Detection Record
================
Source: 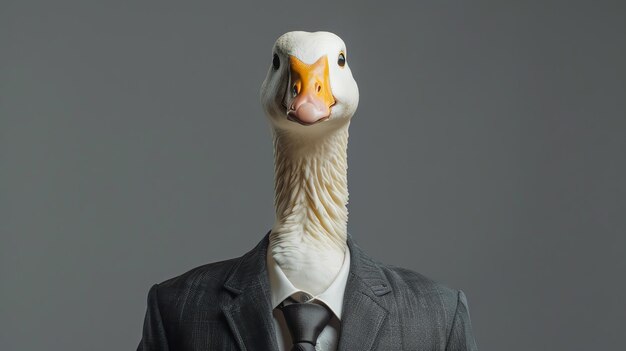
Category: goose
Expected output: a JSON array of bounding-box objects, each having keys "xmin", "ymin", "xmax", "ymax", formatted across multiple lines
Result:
[
  {"xmin": 260, "ymin": 31, "xmax": 359, "ymax": 295},
  {"xmin": 137, "ymin": 31, "xmax": 479, "ymax": 351}
]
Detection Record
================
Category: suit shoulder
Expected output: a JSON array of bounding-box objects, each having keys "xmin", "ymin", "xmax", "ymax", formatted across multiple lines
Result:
[
  {"xmin": 155, "ymin": 255, "xmax": 242, "ymax": 292},
  {"xmin": 142, "ymin": 255, "xmax": 245, "ymax": 327},
  {"xmin": 381, "ymin": 264, "xmax": 461, "ymax": 314},
  {"xmin": 374, "ymin": 263, "xmax": 478, "ymax": 348},
  {"xmin": 383, "ymin": 265, "xmax": 457, "ymax": 293}
]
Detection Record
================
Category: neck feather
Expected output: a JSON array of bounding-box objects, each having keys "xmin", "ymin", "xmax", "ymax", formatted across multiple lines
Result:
[{"xmin": 269, "ymin": 123, "xmax": 350, "ymax": 290}]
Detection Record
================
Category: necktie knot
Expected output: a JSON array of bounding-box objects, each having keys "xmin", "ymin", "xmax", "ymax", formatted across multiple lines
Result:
[{"xmin": 279, "ymin": 301, "xmax": 332, "ymax": 351}]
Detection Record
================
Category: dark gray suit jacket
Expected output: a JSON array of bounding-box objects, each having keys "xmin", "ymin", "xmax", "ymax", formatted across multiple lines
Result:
[{"xmin": 137, "ymin": 231, "xmax": 478, "ymax": 350}]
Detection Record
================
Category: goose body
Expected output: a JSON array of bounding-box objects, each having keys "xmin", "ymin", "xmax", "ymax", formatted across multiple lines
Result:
[{"xmin": 260, "ymin": 31, "xmax": 359, "ymax": 295}]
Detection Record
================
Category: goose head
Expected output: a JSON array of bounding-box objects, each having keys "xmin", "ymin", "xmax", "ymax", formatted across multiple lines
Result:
[{"xmin": 260, "ymin": 31, "xmax": 359, "ymax": 134}]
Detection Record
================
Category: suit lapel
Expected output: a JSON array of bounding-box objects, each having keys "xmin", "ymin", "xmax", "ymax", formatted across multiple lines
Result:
[
  {"xmin": 338, "ymin": 235, "xmax": 393, "ymax": 351},
  {"xmin": 221, "ymin": 232, "xmax": 279, "ymax": 351},
  {"xmin": 221, "ymin": 286, "xmax": 278, "ymax": 351}
]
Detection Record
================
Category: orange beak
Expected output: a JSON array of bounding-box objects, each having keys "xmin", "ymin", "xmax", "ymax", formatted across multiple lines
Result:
[{"xmin": 285, "ymin": 55, "xmax": 336, "ymax": 125}]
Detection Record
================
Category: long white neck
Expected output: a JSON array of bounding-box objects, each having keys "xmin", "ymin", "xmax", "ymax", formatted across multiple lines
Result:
[{"xmin": 269, "ymin": 122, "xmax": 350, "ymax": 295}]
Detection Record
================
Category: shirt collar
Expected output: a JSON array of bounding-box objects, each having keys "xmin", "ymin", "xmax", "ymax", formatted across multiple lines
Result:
[{"xmin": 266, "ymin": 246, "xmax": 351, "ymax": 320}]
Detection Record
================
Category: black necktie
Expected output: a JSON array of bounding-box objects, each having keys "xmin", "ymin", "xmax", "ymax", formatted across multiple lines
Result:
[{"xmin": 279, "ymin": 300, "xmax": 332, "ymax": 351}]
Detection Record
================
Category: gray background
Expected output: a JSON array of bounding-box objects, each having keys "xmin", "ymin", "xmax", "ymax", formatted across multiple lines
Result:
[{"xmin": 1, "ymin": 1, "xmax": 625, "ymax": 350}]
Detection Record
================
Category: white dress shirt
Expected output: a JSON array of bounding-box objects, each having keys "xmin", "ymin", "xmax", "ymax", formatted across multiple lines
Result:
[{"xmin": 266, "ymin": 247, "xmax": 351, "ymax": 351}]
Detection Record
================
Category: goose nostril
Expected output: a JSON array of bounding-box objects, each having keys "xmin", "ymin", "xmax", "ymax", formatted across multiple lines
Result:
[{"xmin": 316, "ymin": 84, "xmax": 321, "ymax": 93}]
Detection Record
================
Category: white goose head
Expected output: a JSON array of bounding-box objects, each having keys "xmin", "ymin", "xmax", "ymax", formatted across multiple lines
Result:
[{"xmin": 260, "ymin": 31, "xmax": 359, "ymax": 134}]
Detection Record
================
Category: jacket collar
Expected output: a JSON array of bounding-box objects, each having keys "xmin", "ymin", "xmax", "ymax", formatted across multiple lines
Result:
[{"xmin": 221, "ymin": 230, "xmax": 392, "ymax": 351}]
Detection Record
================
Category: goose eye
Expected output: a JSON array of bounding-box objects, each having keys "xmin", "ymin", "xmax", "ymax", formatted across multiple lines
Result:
[
  {"xmin": 337, "ymin": 52, "xmax": 346, "ymax": 67},
  {"xmin": 272, "ymin": 54, "xmax": 280, "ymax": 70}
]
